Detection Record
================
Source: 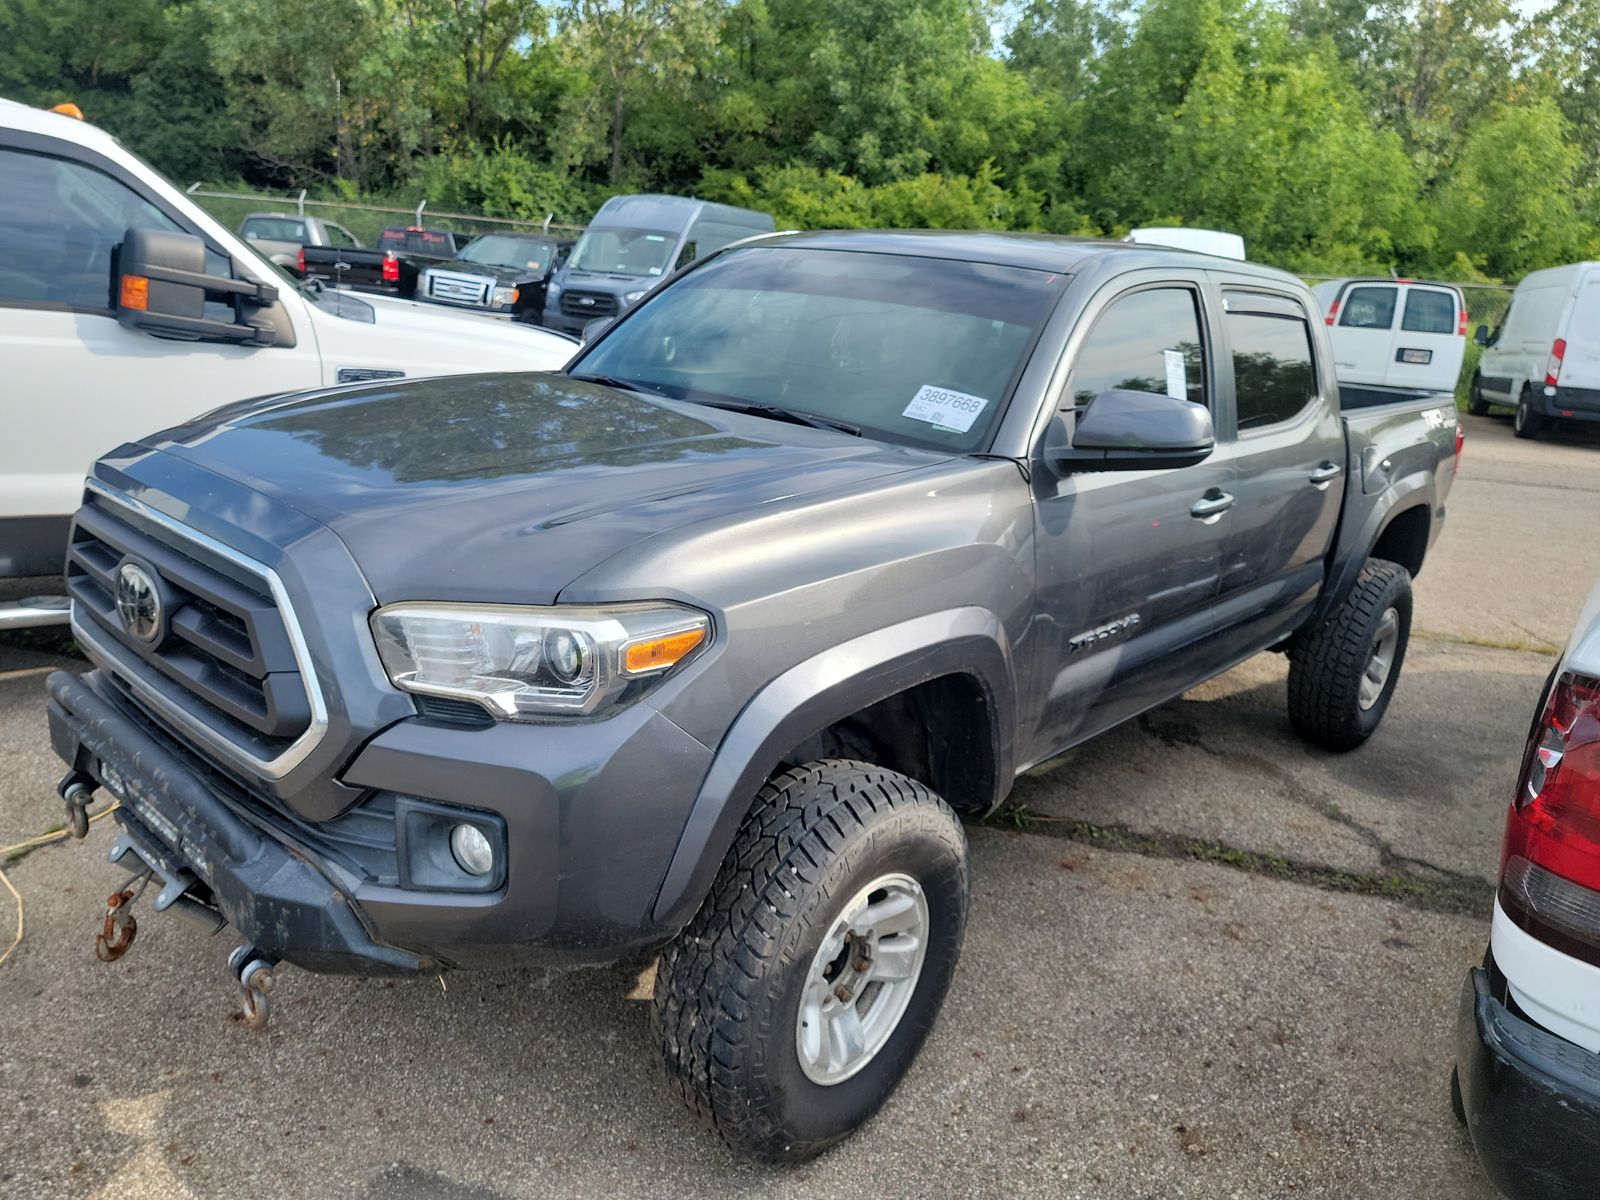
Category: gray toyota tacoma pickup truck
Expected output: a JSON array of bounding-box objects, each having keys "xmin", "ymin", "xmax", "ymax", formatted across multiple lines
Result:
[{"xmin": 45, "ymin": 231, "xmax": 1460, "ymax": 1161}]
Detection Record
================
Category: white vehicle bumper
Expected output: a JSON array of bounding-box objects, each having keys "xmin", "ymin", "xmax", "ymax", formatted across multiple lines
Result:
[{"xmin": 1492, "ymin": 897, "xmax": 1600, "ymax": 1053}]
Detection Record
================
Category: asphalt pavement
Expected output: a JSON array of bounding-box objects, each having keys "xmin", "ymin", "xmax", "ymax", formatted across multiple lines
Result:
[{"xmin": 1, "ymin": 409, "xmax": 1597, "ymax": 1199}]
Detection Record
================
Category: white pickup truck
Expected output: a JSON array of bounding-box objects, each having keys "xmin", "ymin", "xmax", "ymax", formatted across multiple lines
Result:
[{"xmin": 0, "ymin": 99, "xmax": 577, "ymax": 620}]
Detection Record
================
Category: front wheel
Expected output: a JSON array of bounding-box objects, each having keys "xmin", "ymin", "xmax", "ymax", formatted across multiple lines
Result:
[
  {"xmin": 1287, "ymin": 558, "xmax": 1413, "ymax": 751},
  {"xmin": 1467, "ymin": 374, "xmax": 1489, "ymax": 416},
  {"xmin": 1514, "ymin": 389, "xmax": 1543, "ymax": 439},
  {"xmin": 653, "ymin": 759, "xmax": 969, "ymax": 1161}
]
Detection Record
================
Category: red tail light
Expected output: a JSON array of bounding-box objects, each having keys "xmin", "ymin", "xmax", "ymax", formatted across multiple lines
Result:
[
  {"xmin": 1325, "ymin": 299, "xmax": 1340, "ymax": 327},
  {"xmin": 296, "ymin": 246, "xmax": 305, "ymax": 276},
  {"xmin": 381, "ymin": 251, "xmax": 399, "ymax": 283},
  {"xmin": 1457, "ymin": 307, "xmax": 1468, "ymax": 337},
  {"xmin": 1501, "ymin": 672, "xmax": 1600, "ymax": 965},
  {"xmin": 1455, "ymin": 421, "xmax": 1464, "ymax": 460},
  {"xmin": 1545, "ymin": 338, "xmax": 1567, "ymax": 389}
]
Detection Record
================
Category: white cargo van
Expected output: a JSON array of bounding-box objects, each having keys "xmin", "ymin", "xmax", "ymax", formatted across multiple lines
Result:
[
  {"xmin": 1309, "ymin": 278, "xmax": 1466, "ymax": 395},
  {"xmin": 0, "ymin": 99, "xmax": 577, "ymax": 603},
  {"xmin": 1471, "ymin": 262, "xmax": 1600, "ymax": 438}
]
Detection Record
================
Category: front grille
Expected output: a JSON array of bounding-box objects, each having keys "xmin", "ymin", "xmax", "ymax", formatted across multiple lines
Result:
[
  {"xmin": 425, "ymin": 272, "xmax": 492, "ymax": 306},
  {"xmin": 559, "ymin": 289, "xmax": 619, "ymax": 318},
  {"xmin": 66, "ymin": 490, "xmax": 317, "ymax": 770}
]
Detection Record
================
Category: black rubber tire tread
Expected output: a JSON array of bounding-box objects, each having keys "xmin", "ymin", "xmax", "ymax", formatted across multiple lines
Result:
[
  {"xmin": 652, "ymin": 758, "xmax": 968, "ymax": 1162},
  {"xmin": 1287, "ymin": 558, "xmax": 1413, "ymax": 751},
  {"xmin": 1450, "ymin": 1065, "xmax": 1467, "ymax": 1125},
  {"xmin": 1467, "ymin": 374, "xmax": 1489, "ymax": 416},
  {"xmin": 1514, "ymin": 388, "xmax": 1542, "ymax": 439}
]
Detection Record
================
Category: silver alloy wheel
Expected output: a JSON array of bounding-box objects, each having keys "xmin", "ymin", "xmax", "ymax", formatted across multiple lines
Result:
[
  {"xmin": 1359, "ymin": 606, "xmax": 1401, "ymax": 710},
  {"xmin": 796, "ymin": 872, "xmax": 930, "ymax": 1086}
]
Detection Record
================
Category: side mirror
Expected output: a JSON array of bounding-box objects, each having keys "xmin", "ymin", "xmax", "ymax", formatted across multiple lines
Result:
[
  {"xmin": 116, "ymin": 226, "xmax": 279, "ymax": 345},
  {"xmin": 1473, "ymin": 325, "xmax": 1490, "ymax": 347},
  {"xmin": 1045, "ymin": 390, "xmax": 1215, "ymax": 474},
  {"xmin": 581, "ymin": 316, "xmax": 615, "ymax": 342}
]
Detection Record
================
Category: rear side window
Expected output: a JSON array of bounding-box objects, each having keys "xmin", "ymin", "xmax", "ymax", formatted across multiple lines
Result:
[
  {"xmin": 0, "ymin": 148, "xmax": 179, "ymax": 310},
  {"xmin": 1338, "ymin": 286, "xmax": 1396, "ymax": 330},
  {"xmin": 1226, "ymin": 294, "xmax": 1319, "ymax": 430},
  {"xmin": 1401, "ymin": 288, "xmax": 1456, "ymax": 334},
  {"xmin": 1067, "ymin": 288, "xmax": 1207, "ymax": 409},
  {"xmin": 324, "ymin": 224, "xmax": 359, "ymax": 249}
]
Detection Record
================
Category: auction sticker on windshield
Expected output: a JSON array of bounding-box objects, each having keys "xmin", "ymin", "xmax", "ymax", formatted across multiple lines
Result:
[{"xmin": 903, "ymin": 385, "xmax": 989, "ymax": 433}]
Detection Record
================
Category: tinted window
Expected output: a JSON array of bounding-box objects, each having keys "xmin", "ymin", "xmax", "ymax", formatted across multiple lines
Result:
[
  {"xmin": 1067, "ymin": 289, "xmax": 1206, "ymax": 409},
  {"xmin": 573, "ymin": 245, "xmax": 1064, "ymax": 451},
  {"xmin": 675, "ymin": 241, "xmax": 698, "ymax": 270},
  {"xmin": 1401, "ymin": 288, "xmax": 1456, "ymax": 334},
  {"xmin": 0, "ymin": 149, "xmax": 179, "ymax": 309},
  {"xmin": 324, "ymin": 224, "xmax": 359, "ymax": 249},
  {"xmin": 1228, "ymin": 305, "xmax": 1318, "ymax": 430},
  {"xmin": 241, "ymin": 216, "xmax": 307, "ymax": 242},
  {"xmin": 458, "ymin": 235, "xmax": 552, "ymax": 271},
  {"xmin": 1338, "ymin": 286, "xmax": 1396, "ymax": 329},
  {"xmin": 379, "ymin": 228, "xmax": 453, "ymax": 253}
]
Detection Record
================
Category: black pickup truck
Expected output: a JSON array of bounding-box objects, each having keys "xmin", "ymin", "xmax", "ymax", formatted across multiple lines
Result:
[
  {"xmin": 47, "ymin": 231, "xmax": 1460, "ymax": 1162},
  {"xmin": 300, "ymin": 226, "xmax": 464, "ymax": 297}
]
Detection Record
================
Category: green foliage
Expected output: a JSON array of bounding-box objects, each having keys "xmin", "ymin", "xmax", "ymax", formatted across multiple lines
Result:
[{"xmin": 4, "ymin": 0, "xmax": 1597, "ymax": 280}]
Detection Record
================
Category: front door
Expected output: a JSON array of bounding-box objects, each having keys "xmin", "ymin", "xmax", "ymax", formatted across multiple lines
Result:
[{"xmin": 1026, "ymin": 278, "xmax": 1237, "ymax": 762}]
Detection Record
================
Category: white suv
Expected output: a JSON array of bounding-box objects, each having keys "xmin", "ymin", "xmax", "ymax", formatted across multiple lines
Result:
[{"xmin": 1454, "ymin": 577, "xmax": 1600, "ymax": 1200}]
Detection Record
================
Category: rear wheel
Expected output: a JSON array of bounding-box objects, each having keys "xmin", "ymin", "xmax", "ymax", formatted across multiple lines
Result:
[
  {"xmin": 1467, "ymin": 373, "xmax": 1488, "ymax": 416},
  {"xmin": 1514, "ymin": 388, "xmax": 1543, "ymax": 439},
  {"xmin": 653, "ymin": 759, "xmax": 969, "ymax": 1161},
  {"xmin": 1287, "ymin": 558, "xmax": 1413, "ymax": 751}
]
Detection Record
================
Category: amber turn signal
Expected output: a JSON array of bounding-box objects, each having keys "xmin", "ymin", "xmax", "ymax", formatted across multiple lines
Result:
[
  {"xmin": 119, "ymin": 274, "xmax": 149, "ymax": 311},
  {"xmin": 624, "ymin": 627, "xmax": 706, "ymax": 674}
]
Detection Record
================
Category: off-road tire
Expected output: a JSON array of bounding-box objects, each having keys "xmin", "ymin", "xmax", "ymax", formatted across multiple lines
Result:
[
  {"xmin": 652, "ymin": 759, "xmax": 969, "ymax": 1162},
  {"xmin": 1287, "ymin": 558, "xmax": 1413, "ymax": 751},
  {"xmin": 1514, "ymin": 387, "xmax": 1543, "ymax": 439},
  {"xmin": 1467, "ymin": 374, "xmax": 1488, "ymax": 416}
]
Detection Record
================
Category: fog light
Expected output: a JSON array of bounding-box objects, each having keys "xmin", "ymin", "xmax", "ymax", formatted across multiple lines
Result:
[{"xmin": 449, "ymin": 823, "xmax": 494, "ymax": 876}]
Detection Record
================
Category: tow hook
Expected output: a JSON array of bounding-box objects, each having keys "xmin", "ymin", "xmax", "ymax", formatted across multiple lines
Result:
[
  {"xmin": 229, "ymin": 944, "xmax": 280, "ymax": 1030},
  {"xmin": 57, "ymin": 769, "xmax": 96, "ymax": 839},
  {"xmin": 94, "ymin": 887, "xmax": 139, "ymax": 962}
]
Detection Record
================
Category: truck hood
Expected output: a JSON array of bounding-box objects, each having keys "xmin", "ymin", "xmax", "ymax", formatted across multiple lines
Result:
[
  {"xmin": 309, "ymin": 289, "xmax": 578, "ymax": 373},
  {"xmin": 146, "ymin": 373, "xmax": 950, "ymax": 604}
]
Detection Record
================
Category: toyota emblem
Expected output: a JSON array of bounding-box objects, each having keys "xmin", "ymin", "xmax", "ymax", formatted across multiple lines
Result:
[{"xmin": 114, "ymin": 561, "xmax": 163, "ymax": 644}]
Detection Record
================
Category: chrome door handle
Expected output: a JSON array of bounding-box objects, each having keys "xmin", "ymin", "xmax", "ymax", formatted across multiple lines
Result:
[
  {"xmin": 1309, "ymin": 462, "xmax": 1343, "ymax": 487},
  {"xmin": 1190, "ymin": 491, "xmax": 1235, "ymax": 522}
]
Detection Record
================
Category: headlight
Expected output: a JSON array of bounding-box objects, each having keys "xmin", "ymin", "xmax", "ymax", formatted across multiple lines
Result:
[
  {"xmin": 493, "ymin": 286, "xmax": 518, "ymax": 308},
  {"xmin": 371, "ymin": 602, "xmax": 710, "ymax": 720},
  {"xmin": 623, "ymin": 289, "xmax": 646, "ymax": 305},
  {"xmin": 546, "ymin": 281, "xmax": 562, "ymax": 300}
]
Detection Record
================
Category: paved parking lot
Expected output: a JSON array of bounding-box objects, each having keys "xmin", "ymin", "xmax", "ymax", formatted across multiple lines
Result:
[{"xmin": 2, "ymin": 411, "xmax": 1597, "ymax": 1199}]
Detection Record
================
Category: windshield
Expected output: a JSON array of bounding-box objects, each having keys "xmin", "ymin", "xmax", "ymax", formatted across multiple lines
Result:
[
  {"xmin": 572, "ymin": 245, "xmax": 1064, "ymax": 451},
  {"xmin": 566, "ymin": 226, "xmax": 678, "ymax": 277},
  {"xmin": 458, "ymin": 235, "xmax": 553, "ymax": 272}
]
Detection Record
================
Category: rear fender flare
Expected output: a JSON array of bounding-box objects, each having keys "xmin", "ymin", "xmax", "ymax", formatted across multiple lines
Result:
[
  {"xmin": 650, "ymin": 607, "xmax": 1015, "ymax": 928},
  {"xmin": 1313, "ymin": 479, "xmax": 1434, "ymax": 627}
]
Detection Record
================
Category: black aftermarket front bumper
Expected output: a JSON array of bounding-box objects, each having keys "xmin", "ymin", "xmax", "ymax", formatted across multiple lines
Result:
[{"xmin": 46, "ymin": 669, "xmax": 426, "ymax": 975}]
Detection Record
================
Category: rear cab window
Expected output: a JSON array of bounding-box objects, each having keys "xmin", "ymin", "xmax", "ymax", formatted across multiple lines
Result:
[{"xmin": 1224, "ymin": 291, "xmax": 1319, "ymax": 430}]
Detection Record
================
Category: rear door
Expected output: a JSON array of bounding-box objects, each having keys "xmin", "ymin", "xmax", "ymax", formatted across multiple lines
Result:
[
  {"xmin": 1559, "ymin": 272, "xmax": 1600, "ymax": 410},
  {"xmin": 1328, "ymin": 283, "xmax": 1398, "ymax": 384},
  {"xmin": 1207, "ymin": 282, "xmax": 1344, "ymax": 660},
  {"xmin": 1387, "ymin": 284, "xmax": 1465, "ymax": 392}
]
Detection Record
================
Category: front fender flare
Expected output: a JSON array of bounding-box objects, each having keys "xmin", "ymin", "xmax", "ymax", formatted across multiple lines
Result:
[{"xmin": 649, "ymin": 606, "xmax": 1015, "ymax": 929}]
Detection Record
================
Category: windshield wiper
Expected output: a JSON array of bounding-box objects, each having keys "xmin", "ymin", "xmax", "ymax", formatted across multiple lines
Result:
[
  {"xmin": 680, "ymin": 398, "xmax": 861, "ymax": 437},
  {"xmin": 569, "ymin": 373, "xmax": 666, "ymax": 398}
]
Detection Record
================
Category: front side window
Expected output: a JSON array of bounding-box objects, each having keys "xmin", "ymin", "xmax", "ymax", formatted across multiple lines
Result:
[
  {"xmin": 1339, "ymin": 285, "xmax": 1397, "ymax": 330},
  {"xmin": 1066, "ymin": 288, "xmax": 1207, "ymax": 410},
  {"xmin": 1401, "ymin": 288, "xmax": 1456, "ymax": 334},
  {"xmin": 0, "ymin": 148, "xmax": 179, "ymax": 310},
  {"xmin": 1226, "ymin": 297, "xmax": 1318, "ymax": 430},
  {"xmin": 572, "ymin": 245, "xmax": 1065, "ymax": 451}
]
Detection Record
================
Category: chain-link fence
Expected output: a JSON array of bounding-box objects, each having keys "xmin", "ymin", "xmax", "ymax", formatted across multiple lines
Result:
[
  {"xmin": 1303, "ymin": 275, "xmax": 1515, "ymax": 407},
  {"xmin": 186, "ymin": 185, "xmax": 586, "ymax": 248}
]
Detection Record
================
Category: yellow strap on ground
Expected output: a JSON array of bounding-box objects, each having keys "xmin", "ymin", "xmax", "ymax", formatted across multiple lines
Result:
[{"xmin": 0, "ymin": 803, "xmax": 120, "ymax": 969}]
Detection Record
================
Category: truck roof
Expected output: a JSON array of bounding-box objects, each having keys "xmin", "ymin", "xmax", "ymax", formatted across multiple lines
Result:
[
  {"xmin": 752, "ymin": 229, "xmax": 1303, "ymax": 283},
  {"xmin": 0, "ymin": 96, "xmax": 124, "ymax": 152}
]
